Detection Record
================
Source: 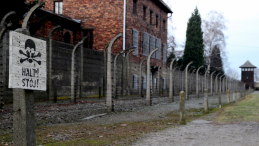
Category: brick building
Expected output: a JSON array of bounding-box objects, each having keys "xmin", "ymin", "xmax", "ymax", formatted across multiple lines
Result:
[
  {"xmin": 240, "ymin": 60, "xmax": 257, "ymax": 89},
  {"xmin": 30, "ymin": 0, "xmax": 172, "ymax": 63}
]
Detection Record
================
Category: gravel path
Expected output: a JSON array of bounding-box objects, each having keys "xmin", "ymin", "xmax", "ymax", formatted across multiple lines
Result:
[{"xmin": 133, "ymin": 92, "xmax": 259, "ymax": 146}]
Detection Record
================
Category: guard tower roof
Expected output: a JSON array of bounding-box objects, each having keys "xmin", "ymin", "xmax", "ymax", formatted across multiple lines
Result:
[{"xmin": 239, "ymin": 60, "xmax": 257, "ymax": 68}]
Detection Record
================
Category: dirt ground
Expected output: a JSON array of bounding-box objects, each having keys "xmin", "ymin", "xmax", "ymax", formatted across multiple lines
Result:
[{"xmin": 134, "ymin": 92, "xmax": 259, "ymax": 146}]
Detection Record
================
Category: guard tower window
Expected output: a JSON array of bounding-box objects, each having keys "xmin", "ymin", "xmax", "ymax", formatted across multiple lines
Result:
[
  {"xmin": 133, "ymin": 0, "xmax": 137, "ymax": 14},
  {"xmin": 54, "ymin": 1, "xmax": 63, "ymax": 14},
  {"xmin": 251, "ymin": 68, "xmax": 254, "ymax": 71}
]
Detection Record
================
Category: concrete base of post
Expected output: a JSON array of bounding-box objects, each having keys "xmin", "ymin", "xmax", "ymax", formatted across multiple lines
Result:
[
  {"xmin": 227, "ymin": 90, "xmax": 230, "ymax": 103},
  {"xmin": 204, "ymin": 89, "xmax": 208, "ymax": 113},
  {"xmin": 179, "ymin": 91, "xmax": 186, "ymax": 125},
  {"xmin": 146, "ymin": 99, "xmax": 151, "ymax": 106},
  {"xmin": 13, "ymin": 89, "xmax": 36, "ymax": 146}
]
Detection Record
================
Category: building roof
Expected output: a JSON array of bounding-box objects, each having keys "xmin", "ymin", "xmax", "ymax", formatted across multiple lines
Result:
[
  {"xmin": 239, "ymin": 60, "xmax": 257, "ymax": 68},
  {"xmin": 151, "ymin": 0, "xmax": 173, "ymax": 13}
]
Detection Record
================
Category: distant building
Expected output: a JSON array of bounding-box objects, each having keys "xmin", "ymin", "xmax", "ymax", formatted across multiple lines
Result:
[{"xmin": 239, "ymin": 60, "xmax": 257, "ymax": 89}]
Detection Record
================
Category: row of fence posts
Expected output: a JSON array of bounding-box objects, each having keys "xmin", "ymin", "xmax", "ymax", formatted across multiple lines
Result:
[
  {"xmin": 180, "ymin": 87, "xmax": 253, "ymax": 125},
  {"xmin": 0, "ymin": 3, "xmax": 251, "ymax": 145}
]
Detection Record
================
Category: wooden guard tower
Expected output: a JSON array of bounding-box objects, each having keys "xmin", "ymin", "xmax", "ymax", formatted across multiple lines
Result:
[{"xmin": 239, "ymin": 60, "xmax": 257, "ymax": 89}]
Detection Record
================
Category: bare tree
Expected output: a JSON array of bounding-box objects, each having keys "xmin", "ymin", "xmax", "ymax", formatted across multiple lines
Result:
[
  {"xmin": 202, "ymin": 10, "xmax": 227, "ymax": 70},
  {"xmin": 254, "ymin": 68, "xmax": 259, "ymax": 82},
  {"xmin": 225, "ymin": 68, "xmax": 240, "ymax": 81},
  {"xmin": 167, "ymin": 26, "xmax": 177, "ymax": 55}
]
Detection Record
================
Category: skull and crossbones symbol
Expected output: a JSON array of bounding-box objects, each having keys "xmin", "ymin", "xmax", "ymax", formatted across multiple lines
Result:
[{"xmin": 19, "ymin": 39, "xmax": 41, "ymax": 65}]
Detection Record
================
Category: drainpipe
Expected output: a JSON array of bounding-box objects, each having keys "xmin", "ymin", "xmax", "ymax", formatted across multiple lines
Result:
[{"xmin": 123, "ymin": 0, "xmax": 126, "ymax": 52}]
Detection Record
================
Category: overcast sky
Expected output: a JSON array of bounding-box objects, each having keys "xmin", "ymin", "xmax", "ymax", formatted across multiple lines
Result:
[{"xmin": 164, "ymin": 0, "xmax": 259, "ymax": 78}]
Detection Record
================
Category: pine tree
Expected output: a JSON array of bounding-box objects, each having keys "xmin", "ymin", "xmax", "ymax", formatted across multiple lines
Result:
[
  {"xmin": 210, "ymin": 45, "xmax": 224, "ymax": 74},
  {"xmin": 182, "ymin": 7, "xmax": 204, "ymax": 69}
]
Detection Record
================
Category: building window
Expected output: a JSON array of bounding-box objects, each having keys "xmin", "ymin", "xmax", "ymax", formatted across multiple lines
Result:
[
  {"xmin": 162, "ymin": 43, "xmax": 167, "ymax": 62},
  {"xmin": 54, "ymin": 1, "xmax": 63, "ymax": 14},
  {"xmin": 163, "ymin": 78, "xmax": 166, "ymax": 90},
  {"xmin": 156, "ymin": 15, "xmax": 159, "ymax": 28},
  {"xmin": 149, "ymin": 35, "xmax": 155, "ymax": 58},
  {"xmin": 150, "ymin": 10, "xmax": 153, "ymax": 24},
  {"xmin": 143, "ymin": 5, "xmax": 147, "ymax": 20},
  {"xmin": 155, "ymin": 38, "xmax": 161, "ymax": 60},
  {"xmin": 133, "ymin": 74, "xmax": 138, "ymax": 89},
  {"xmin": 143, "ymin": 76, "xmax": 146, "ymax": 89},
  {"xmin": 143, "ymin": 31, "xmax": 149, "ymax": 56},
  {"xmin": 242, "ymin": 68, "xmax": 244, "ymax": 71},
  {"xmin": 245, "ymin": 68, "xmax": 247, "ymax": 71},
  {"xmin": 133, "ymin": 0, "xmax": 137, "ymax": 14},
  {"xmin": 83, "ymin": 30, "xmax": 94, "ymax": 49},
  {"xmin": 64, "ymin": 32, "xmax": 71, "ymax": 44},
  {"xmin": 251, "ymin": 68, "xmax": 254, "ymax": 71},
  {"xmin": 163, "ymin": 19, "xmax": 166, "ymax": 32},
  {"xmin": 132, "ymin": 29, "xmax": 139, "ymax": 55}
]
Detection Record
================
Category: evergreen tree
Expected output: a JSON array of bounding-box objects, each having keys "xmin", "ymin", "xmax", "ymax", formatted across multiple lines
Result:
[
  {"xmin": 166, "ymin": 52, "xmax": 176, "ymax": 67},
  {"xmin": 182, "ymin": 7, "xmax": 204, "ymax": 69},
  {"xmin": 210, "ymin": 45, "xmax": 224, "ymax": 74}
]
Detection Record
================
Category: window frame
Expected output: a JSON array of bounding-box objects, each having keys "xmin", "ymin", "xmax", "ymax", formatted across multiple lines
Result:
[
  {"xmin": 156, "ymin": 14, "xmax": 159, "ymax": 28},
  {"xmin": 133, "ymin": 0, "xmax": 137, "ymax": 14},
  {"xmin": 54, "ymin": 1, "xmax": 63, "ymax": 15},
  {"xmin": 163, "ymin": 19, "xmax": 166, "ymax": 32},
  {"xmin": 143, "ymin": 5, "xmax": 147, "ymax": 21},
  {"xmin": 150, "ymin": 9, "xmax": 153, "ymax": 24}
]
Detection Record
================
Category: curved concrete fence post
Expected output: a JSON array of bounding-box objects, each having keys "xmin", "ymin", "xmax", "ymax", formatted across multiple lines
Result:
[
  {"xmin": 71, "ymin": 36, "xmax": 89, "ymax": 103},
  {"xmin": 139, "ymin": 57, "xmax": 147, "ymax": 96},
  {"xmin": 0, "ymin": 11, "xmax": 16, "ymax": 40},
  {"xmin": 215, "ymin": 73, "xmax": 221, "ymax": 95},
  {"xmin": 185, "ymin": 62, "xmax": 193, "ymax": 100},
  {"xmin": 191, "ymin": 69, "xmax": 196, "ymax": 95},
  {"xmin": 22, "ymin": 1, "xmax": 44, "ymax": 30},
  {"xmin": 157, "ymin": 62, "xmax": 164, "ymax": 96},
  {"xmin": 47, "ymin": 25, "xmax": 61, "ymax": 100},
  {"xmin": 196, "ymin": 65, "xmax": 203, "ymax": 98},
  {"xmin": 146, "ymin": 48, "xmax": 159, "ymax": 106},
  {"xmin": 178, "ymin": 65, "xmax": 183, "ymax": 92},
  {"xmin": 0, "ymin": 11, "xmax": 16, "ymax": 109},
  {"xmin": 106, "ymin": 33, "xmax": 122, "ymax": 112},
  {"xmin": 126, "ymin": 49, "xmax": 135, "ymax": 96},
  {"xmin": 219, "ymin": 75, "xmax": 224, "ymax": 108},
  {"xmin": 204, "ymin": 69, "xmax": 210, "ymax": 113},
  {"xmin": 173, "ymin": 66, "xmax": 179, "ymax": 96},
  {"xmin": 179, "ymin": 91, "xmax": 186, "ymax": 124},
  {"xmin": 103, "ymin": 44, "xmax": 109, "ymax": 96},
  {"xmin": 169, "ymin": 58, "xmax": 177, "ymax": 102},
  {"xmin": 113, "ymin": 47, "xmax": 134, "ymax": 99},
  {"xmin": 210, "ymin": 71, "xmax": 216, "ymax": 95}
]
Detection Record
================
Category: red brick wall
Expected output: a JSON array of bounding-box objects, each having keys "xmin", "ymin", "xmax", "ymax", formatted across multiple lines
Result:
[
  {"xmin": 34, "ymin": 0, "xmax": 124, "ymax": 53},
  {"xmin": 126, "ymin": 0, "xmax": 168, "ymax": 67},
  {"xmin": 27, "ymin": 0, "xmax": 170, "ymax": 58}
]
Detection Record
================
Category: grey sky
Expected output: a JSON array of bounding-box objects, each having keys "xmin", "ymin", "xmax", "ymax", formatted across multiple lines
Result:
[{"xmin": 165, "ymin": 0, "xmax": 259, "ymax": 78}]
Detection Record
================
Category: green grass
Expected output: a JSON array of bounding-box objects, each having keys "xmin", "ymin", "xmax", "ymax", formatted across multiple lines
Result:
[{"xmin": 216, "ymin": 94, "xmax": 259, "ymax": 123}]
